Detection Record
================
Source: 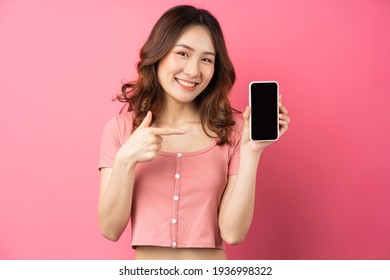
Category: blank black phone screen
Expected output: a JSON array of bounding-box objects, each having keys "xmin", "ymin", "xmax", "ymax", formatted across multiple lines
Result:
[{"xmin": 250, "ymin": 82, "xmax": 279, "ymax": 141}]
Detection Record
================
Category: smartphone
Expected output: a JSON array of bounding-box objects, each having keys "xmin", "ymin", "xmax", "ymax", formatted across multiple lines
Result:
[{"xmin": 249, "ymin": 81, "xmax": 279, "ymax": 141}]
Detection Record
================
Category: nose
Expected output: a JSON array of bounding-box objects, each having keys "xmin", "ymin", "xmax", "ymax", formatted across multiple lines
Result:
[{"xmin": 183, "ymin": 59, "xmax": 200, "ymax": 78}]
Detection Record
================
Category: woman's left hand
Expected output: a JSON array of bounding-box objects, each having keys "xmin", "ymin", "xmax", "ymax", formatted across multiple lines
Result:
[{"xmin": 241, "ymin": 94, "xmax": 290, "ymax": 154}]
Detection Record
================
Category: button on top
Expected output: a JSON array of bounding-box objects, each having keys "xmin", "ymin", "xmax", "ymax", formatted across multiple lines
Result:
[
  {"xmin": 171, "ymin": 218, "xmax": 177, "ymax": 224},
  {"xmin": 173, "ymin": 195, "xmax": 179, "ymax": 201},
  {"xmin": 175, "ymin": 173, "xmax": 181, "ymax": 179},
  {"xmin": 177, "ymin": 152, "xmax": 183, "ymax": 158}
]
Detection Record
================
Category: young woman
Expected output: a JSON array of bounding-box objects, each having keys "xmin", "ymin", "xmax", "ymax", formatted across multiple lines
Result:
[{"xmin": 98, "ymin": 5, "xmax": 290, "ymax": 260}]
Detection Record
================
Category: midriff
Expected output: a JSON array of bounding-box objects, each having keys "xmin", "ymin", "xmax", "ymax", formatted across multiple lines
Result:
[{"xmin": 134, "ymin": 246, "xmax": 227, "ymax": 260}]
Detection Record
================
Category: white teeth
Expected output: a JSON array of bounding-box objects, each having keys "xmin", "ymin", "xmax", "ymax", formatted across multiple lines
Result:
[{"xmin": 176, "ymin": 79, "xmax": 196, "ymax": 87}]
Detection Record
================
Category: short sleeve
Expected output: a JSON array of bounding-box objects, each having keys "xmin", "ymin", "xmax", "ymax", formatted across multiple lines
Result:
[
  {"xmin": 99, "ymin": 112, "xmax": 134, "ymax": 170},
  {"xmin": 227, "ymin": 117, "xmax": 244, "ymax": 176},
  {"xmin": 98, "ymin": 115, "xmax": 122, "ymax": 170}
]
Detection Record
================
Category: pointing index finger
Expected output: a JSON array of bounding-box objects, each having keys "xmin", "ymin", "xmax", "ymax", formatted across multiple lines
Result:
[{"xmin": 150, "ymin": 127, "xmax": 186, "ymax": 136}]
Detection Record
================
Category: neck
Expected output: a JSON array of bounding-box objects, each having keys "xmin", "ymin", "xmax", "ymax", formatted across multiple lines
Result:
[{"xmin": 156, "ymin": 100, "xmax": 200, "ymax": 127}]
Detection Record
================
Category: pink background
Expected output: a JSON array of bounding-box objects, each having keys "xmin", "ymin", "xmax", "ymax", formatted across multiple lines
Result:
[{"xmin": 1, "ymin": 0, "xmax": 389, "ymax": 259}]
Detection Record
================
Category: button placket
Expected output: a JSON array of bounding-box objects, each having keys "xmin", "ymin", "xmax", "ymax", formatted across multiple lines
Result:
[{"xmin": 171, "ymin": 152, "xmax": 182, "ymax": 248}]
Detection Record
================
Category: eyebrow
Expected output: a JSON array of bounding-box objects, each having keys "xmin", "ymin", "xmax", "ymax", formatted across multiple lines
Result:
[{"xmin": 175, "ymin": 44, "xmax": 216, "ymax": 56}]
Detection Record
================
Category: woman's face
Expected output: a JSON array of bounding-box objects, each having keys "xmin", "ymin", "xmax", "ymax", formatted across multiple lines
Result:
[{"xmin": 157, "ymin": 25, "xmax": 215, "ymax": 105}]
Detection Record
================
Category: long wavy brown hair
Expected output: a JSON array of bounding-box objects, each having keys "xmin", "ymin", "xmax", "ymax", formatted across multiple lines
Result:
[{"xmin": 116, "ymin": 5, "xmax": 239, "ymax": 145}]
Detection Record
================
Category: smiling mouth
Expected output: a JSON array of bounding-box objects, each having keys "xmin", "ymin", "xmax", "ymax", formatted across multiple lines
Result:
[{"xmin": 175, "ymin": 78, "xmax": 198, "ymax": 88}]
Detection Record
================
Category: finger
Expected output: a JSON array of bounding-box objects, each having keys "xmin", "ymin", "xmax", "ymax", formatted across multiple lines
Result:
[
  {"xmin": 155, "ymin": 135, "xmax": 163, "ymax": 144},
  {"xmin": 279, "ymin": 102, "xmax": 288, "ymax": 115},
  {"xmin": 150, "ymin": 142, "xmax": 162, "ymax": 152},
  {"xmin": 279, "ymin": 121, "xmax": 288, "ymax": 133},
  {"xmin": 148, "ymin": 135, "xmax": 158, "ymax": 144},
  {"xmin": 243, "ymin": 106, "xmax": 250, "ymax": 130},
  {"xmin": 138, "ymin": 111, "xmax": 153, "ymax": 129},
  {"xmin": 150, "ymin": 127, "xmax": 186, "ymax": 136},
  {"xmin": 279, "ymin": 120, "xmax": 289, "ymax": 127},
  {"xmin": 279, "ymin": 113, "xmax": 291, "ymax": 123}
]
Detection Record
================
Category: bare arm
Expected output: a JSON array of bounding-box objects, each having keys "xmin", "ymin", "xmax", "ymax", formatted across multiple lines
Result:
[
  {"xmin": 98, "ymin": 161, "xmax": 136, "ymax": 241},
  {"xmin": 219, "ymin": 99, "xmax": 290, "ymax": 244},
  {"xmin": 98, "ymin": 111, "xmax": 185, "ymax": 241},
  {"xmin": 218, "ymin": 149, "xmax": 261, "ymax": 245}
]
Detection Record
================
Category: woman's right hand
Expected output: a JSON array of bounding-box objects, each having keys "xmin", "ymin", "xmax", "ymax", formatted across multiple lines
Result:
[{"xmin": 115, "ymin": 111, "xmax": 186, "ymax": 165}]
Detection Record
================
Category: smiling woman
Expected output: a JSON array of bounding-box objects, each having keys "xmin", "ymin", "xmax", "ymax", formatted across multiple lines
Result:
[
  {"xmin": 116, "ymin": 5, "xmax": 238, "ymax": 145},
  {"xmin": 98, "ymin": 5, "xmax": 290, "ymax": 260},
  {"xmin": 157, "ymin": 25, "xmax": 215, "ymax": 105}
]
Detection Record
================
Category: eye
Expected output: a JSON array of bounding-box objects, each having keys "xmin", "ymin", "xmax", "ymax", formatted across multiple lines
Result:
[
  {"xmin": 177, "ymin": 52, "xmax": 189, "ymax": 57},
  {"xmin": 202, "ymin": 57, "xmax": 213, "ymax": 63}
]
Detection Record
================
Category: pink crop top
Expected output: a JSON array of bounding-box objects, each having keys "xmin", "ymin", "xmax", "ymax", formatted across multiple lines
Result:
[{"xmin": 99, "ymin": 111, "xmax": 244, "ymax": 249}]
